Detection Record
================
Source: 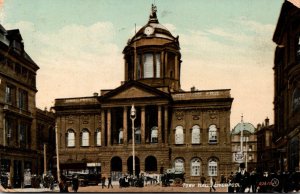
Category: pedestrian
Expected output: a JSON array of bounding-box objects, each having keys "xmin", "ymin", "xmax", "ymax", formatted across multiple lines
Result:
[
  {"xmin": 200, "ymin": 173, "xmax": 206, "ymax": 184},
  {"xmin": 108, "ymin": 176, "xmax": 113, "ymax": 188},
  {"xmin": 249, "ymin": 169, "xmax": 257, "ymax": 193},
  {"xmin": 227, "ymin": 172, "xmax": 234, "ymax": 193},
  {"xmin": 210, "ymin": 177, "xmax": 216, "ymax": 192},
  {"xmin": 101, "ymin": 176, "xmax": 106, "ymax": 188},
  {"xmin": 59, "ymin": 178, "xmax": 69, "ymax": 193},
  {"xmin": 72, "ymin": 175, "xmax": 79, "ymax": 192}
]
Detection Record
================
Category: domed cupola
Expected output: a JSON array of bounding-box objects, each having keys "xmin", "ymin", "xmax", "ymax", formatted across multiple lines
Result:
[{"xmin": 123, "ymin": 4, "xmax": 182, "ymax": 92}]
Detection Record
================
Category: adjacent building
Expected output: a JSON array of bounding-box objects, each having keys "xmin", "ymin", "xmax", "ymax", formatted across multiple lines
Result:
[
  {"xmin": 273, "ymin": 0, "xmax": 300, "ymax": 172},
  {"xmin": 256, "ymin": 118, "xmax": 277, "ymax": 173},
  {"xmin": 231, "ymin": 119, "xmax": 257, "ymax": 173},
  {"xmin": 0, "ymin": 24, "xmax": 55, "ymax": 188},
  {"xmin": 54, "ymin": 5, "xmax": 234, "ymax": 183}
]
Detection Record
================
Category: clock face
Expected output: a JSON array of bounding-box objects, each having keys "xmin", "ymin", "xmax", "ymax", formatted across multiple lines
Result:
[{"xmin": 144, "ymin": 26, "xmax": 154, "ymax": 36}]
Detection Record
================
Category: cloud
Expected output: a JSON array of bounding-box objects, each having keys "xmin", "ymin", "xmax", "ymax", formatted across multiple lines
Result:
[
  {"xmin": 4, "ymin": 20, "xmax": 123, "ymax": 109},
  {"xmin": 178, "ymin": 19, "xmax": 276, "ymax": 126}
]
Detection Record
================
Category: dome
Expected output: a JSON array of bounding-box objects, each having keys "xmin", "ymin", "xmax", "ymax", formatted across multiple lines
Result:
[{"xmin": 231, "ymin": 122, "xmax": 256, "ymax": 135}]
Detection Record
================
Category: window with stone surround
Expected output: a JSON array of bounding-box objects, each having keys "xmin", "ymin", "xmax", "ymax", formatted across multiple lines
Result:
[
  {"xmin": 208, "ymin": 158, "xmax": 218, "ymax": 176},
  {"xmin": 175, "ymin": 126, "xmax": 184, "ymax": 144},
  {"xmin": 66, "ymin": 129, "xmax": 75, "ymax": 147},
  {"xmin": 18, "ymin": 88, "xmax": 28, "ymax": 110},
  {"xmin": 81, "ymin": 128, "xmax": 90, "ymax": 146},
  {"xmin": 5, "ymin": 84, "xmax": 16, "ymax": 105},
  {"xmin": 119, "ymin": 128, "xmax": 123, "ymax": 144},
  {"xmin": 208, "ymin": 125, "xmax": 218, "ymax": 144},
  {"xmin": 151, "ymin": 126, "xmax": 158, "ymax": 143},
  {"xmin": 137, "ymin": 53, "xmax": 161, "ymax": 79},
  {"xmin": 174, "ymin": 158, "xmax": 184, "ymax": 172},
  {"xmin": 95, "ymin": 128, "xmax": 101, "ymax": 146},
  {"xmin": 191, "ymin": 125, "xmax": 200, "ymax": 144},
  {"xmin": 191, "ymin": 158, "xmax": 201, "ymax": 176}
]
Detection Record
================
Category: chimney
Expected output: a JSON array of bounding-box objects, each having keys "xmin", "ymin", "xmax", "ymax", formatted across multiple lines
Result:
[
  {"xmin": 265, "ymin": 117, "xmax": 269, "ymax": 126},
  {"xmin": 257, "ymin": 123, "xmax": 261, "ymax": 130},
  {"xmin": 93, "ymin": 92, "xmax": 99, "ymax": 97},
  {"xmin": 191, "ymin": 86, "xmax": 195, "ymax": 92}
]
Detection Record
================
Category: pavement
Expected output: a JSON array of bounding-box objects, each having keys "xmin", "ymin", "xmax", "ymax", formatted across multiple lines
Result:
[{"xmin": 1, "ymin": 183, "xmax": 229, "ymax": 193}]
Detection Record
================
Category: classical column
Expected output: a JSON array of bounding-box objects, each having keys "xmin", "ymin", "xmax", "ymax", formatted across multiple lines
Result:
[
  {"xmin": 107, "ymin": 109, "xmax": 111, "ymax": 146},
  {"xmin": 164, "ymin": 106, "xmax": 168, "ymax": 144},
  {"xmin": 158, "ymin": 106, "xmax": 162, "ymax": 143},
  {"xmin": 161, "ymin": 51, "xmax": 164, "ymax": 77},
  {"xmin": 123, "ymin": 106, "xmax": 128, "ymax": 145},
  {"xmin": 3, "ymin": 115, "xmax": 6, "ymax": 146},
  {"xmin": 101, "ymin": 109, "xmax": 106, "ymax": 146},
  {"xmin": 175, "ymin": 55, "xmax": 179, "ymax": 80},
  {"xmin": 141, "ymin": 106, "xmax": 145, "ymax": 144}
]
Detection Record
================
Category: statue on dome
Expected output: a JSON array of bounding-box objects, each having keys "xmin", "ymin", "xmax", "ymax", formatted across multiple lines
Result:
[{"xmin": 150, "ymin": 4, "xmax": 157, "ymax": 19}]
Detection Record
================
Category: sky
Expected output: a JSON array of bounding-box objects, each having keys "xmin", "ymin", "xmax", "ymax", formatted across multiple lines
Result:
[{"xmin": 0, "ymin": 0, "xmax": 288, "ymax": 128}]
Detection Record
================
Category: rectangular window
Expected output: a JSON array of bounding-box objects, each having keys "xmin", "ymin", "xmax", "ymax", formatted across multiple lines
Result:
[
  {"xmin": 155, "ymin": 53, "xmax": 161, "ymax": 78},
  {"xmin": 208, "ymin": 166, "xmax": 217, "ymax": 176},
  {"xmin": 137, "ymin": 54, "xmax": 142, "ymax": 79},
  {"xmin": 82, "ymin": 132, "xmax": 89, "ymax": 146},
  {"xmin": 209, "ymin": 132, "xmax": 217, "ymax": 143},
  {"xmin": 5, "ymin": 117, "xmax": 14, "ymax": 146},
  {"xmin": 96, "ymin": 131, "xmax": 101, "ymax": 146},
  {"xmin": 143, "ymin": 53, "xmax": 154, "ymax": 78},
  {"xmin": 18, "ymin": 89, "xmax": 28, "ymax": 110},
  {"xmin": 19, "ymin": 122, "xmax": 28, "ymax": 148},
  {"xmin": 5, "ymin": 85, "xmax": 16, "ymax": 105},
  {"xmin": 67, "ymin": 133, "xmax": 75, "ymax": 147}
]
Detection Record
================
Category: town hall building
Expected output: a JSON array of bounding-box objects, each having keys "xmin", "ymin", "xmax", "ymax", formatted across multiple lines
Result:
[{"xmin": 54, "ymin": 5, "xmax": 234, "ymax": 182}]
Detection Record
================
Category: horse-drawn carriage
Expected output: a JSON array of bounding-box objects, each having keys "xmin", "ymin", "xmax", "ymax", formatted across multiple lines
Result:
[{"xmin": 161, "ymin": 168, "xmax": 185, "ymax": 187}]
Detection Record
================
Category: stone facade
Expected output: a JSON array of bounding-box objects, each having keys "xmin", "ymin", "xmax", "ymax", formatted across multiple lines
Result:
[
  {"xmin": 54, "ymin": 5, "xmax": 233, "ymax": 183},
  {"xmin": 0, "ymin": 24, "xmax": 55, "ymax": 188},
  {"xmin": 273, "ymin": 0, "xmax": 300, "ymax": 172}
]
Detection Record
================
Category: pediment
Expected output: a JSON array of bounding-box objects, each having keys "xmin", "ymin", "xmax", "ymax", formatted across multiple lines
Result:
[
  {"xmin": 101, "ymin": 81, "xmax": 170, "ymax": 101},
  {"xmin": 110, "ymin": 86, "xmax": 157, "ymax": 99}
]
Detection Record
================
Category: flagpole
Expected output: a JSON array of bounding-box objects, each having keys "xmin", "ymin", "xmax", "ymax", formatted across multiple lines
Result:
[{"xmin": 133, "ymin": 23, "xmax": 137, "ymax": 80}]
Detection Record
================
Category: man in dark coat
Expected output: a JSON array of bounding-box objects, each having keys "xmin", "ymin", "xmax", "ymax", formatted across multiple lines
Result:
[
  {"xmin": 108, "ymin": 176, "xmax": 113, "ymax": 188},
  {"xmin": 235, "ymin": 163, "xmax": 250, "ymax": 193},
  {"xmin": 101, "ymin": 176, "xmax": 106, "ymax": 188},
  {"xmin": 72, "ymin": 175, "xmax": 79, "ymax": 192}
]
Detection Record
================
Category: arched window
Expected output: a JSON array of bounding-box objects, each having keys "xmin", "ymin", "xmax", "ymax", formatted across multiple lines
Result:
[
  {"xmin": 208, "ymin": 125, "xmax": 217, "ymax": 143},
  {"xmin": 151, "ymin": 126, "xmax": 158, "ymax": 143},
  {"xmin": 81, "ymin": 128, "xmax": 90, "ymax": 147},
  {"xmin": 119, "ymin": 128, "xmax": 123, "ymax": 144},
  {"xmin": 208, "ymin": 158, "xmax": 218, "ymax": 176},
  {"xmin": 174, "ymin": 158, "xmax": 184, "ymax": 173},
  {"xmin": 175, "ymin": 126, "xmax": 184, "ymax": 144},
  {"xmin": 67, "ymin": 129, "xmax": 75, "ymax": 147},
  {"xmin": 95, "ymin": 128, "xmax": 101, "ymax": 146},
  {"xmin": 191, "ymin": 158, "xmax": 201, "ymax": 176},
  {"xmin": 191, "ymin": 125, "xmax": 200, "ymax": 144}
]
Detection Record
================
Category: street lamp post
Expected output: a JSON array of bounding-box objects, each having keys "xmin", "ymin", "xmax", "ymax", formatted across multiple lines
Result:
[
  {"xmin": 55, "ymin": 124, "xmax": 61, "ymax": 183},
  {"xmin": 130, "ymin": 105, "xmax": 136, "ymax": 177}
]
